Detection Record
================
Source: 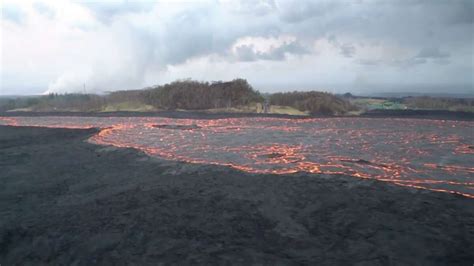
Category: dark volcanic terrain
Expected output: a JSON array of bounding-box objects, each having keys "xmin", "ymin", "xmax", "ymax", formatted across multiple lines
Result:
[
  {"xmin": 0, "ymin": 125, "xmax": 473, "ymax": 265},
  {"xmin": 2, "ymin": 109, "xmax": 474, "ymax": 120}
]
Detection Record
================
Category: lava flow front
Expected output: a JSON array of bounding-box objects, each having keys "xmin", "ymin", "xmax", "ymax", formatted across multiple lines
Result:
[{"xmin": 1, "ymin": 116, "xmax": 473, "ymax": 198}]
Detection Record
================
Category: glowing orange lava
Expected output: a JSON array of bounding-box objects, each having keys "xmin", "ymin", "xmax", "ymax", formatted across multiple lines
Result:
[{"xmin": 1, "ymin": 116, "xmax": 473, "ymax": 198}]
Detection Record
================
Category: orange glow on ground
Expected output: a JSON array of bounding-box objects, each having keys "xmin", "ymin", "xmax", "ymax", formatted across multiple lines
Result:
[{"xmin": 1, "ymin": 116, "xmax": 473, "ymax": 198}]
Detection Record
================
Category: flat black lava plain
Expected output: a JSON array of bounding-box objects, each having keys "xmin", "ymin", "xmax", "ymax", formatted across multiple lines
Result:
[{"xmin": 0, "ymin": 125, "xmax": 473, "ymax": 265}]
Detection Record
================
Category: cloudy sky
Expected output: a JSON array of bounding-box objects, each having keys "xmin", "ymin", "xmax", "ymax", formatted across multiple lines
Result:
[{"xmin": 1, "ymin": 0, "xmax": 473, "ymax": 95}]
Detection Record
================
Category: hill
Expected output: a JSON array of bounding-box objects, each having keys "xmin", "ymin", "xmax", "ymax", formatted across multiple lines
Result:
[{"xmin": 0, "ymin": 79, "xmax": 355, "ymax": 116}]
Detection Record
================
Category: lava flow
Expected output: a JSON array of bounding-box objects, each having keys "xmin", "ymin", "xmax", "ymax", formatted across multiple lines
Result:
[{"xmin": 1, "ymin": 116, "xmax": 473, "ymax": 198}]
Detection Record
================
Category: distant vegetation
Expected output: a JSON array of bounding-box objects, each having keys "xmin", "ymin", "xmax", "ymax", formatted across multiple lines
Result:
[
  {"xmin": 349, "ymin": 95, "xmax": 474, "ymax": 113},
  {"xmin": 269, "ymin": 91, "xmax": 355, "ymax": 115},
  {"xmin": 402, "ymin": 96, "xmax": 474, "ymax": 112},
  {"xmin": 0, "ymin": 93, "xmax": 104, "ymax": 112},
  {"xmin": 1, "ymin": 79, "xmax": 473, "ymax": 115},
  {"xmin": 0, "ymin": 79, "xmax": 264, "ymax": 112},
  {"xmin": 141, "ymin": 79, "xmax": 264, "ymax": 110},
  {"xmin": 350, "ymin": 98, "xmax": 406, "ymax": 111}
]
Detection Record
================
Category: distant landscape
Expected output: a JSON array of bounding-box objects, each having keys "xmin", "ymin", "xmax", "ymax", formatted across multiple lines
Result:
[{"xmin": 1, "ymin": 79, "xmax": 473, "ymax": 115}]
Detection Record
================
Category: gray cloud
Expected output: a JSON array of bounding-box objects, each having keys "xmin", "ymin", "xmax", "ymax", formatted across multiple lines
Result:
[
  {"xmin": 433, "ymin": 0, "xmax": 473, "ymax": 25},
  {"xmin": 265, "ymin": 41, "xmax": 309, "ymax": 59},
  {"xmin": 355, "ymin": 59, "xmax": 381, "ymax": 66},
  {"xmin": 433, "ymin": 58, "xmax": 451, "ymax": 65},
  {"xmin": 234, "ymin": 45, "xmax": 258, "ymax": 61},
  {"xmin": 76, "ymin": 0, "xmax": 470, "ymax": 68},
  {"xmin": 277, "ymin": 0, "xmax": 340, "ymax": 23},
  {"xmin": 339, "ymin": 43, "xmax": 356, "ymax": 58},
  {"xmin": 416, "ymin": 47, "xmax": 450, "ymax": 59},
  {"xmin": 356, "ymin": 57, "xmax": 428, "ymax": 68},
  {"xmin": 234, "ymin": 41, "xmax": 309, "ymax": 62},
  {"xmin": 355, "ymin": 52, "xmax": 455, "ymax": 69},
  {"xmin": 327, "ymin": 36, "xmax": 356, "ymax": 58},
  {"xmin": 391, "ymin": 58, "xmax": 427, "ymax": 68}
]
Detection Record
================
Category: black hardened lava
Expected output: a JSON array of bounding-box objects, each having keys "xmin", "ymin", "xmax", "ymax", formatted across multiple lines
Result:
[{"xmin": 0, "ymin": 125, "xmax": 473, "ymax": 265}]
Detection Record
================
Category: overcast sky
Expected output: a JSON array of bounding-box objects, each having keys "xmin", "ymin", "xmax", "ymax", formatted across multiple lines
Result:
[{"xmin": 1, "ymin": 0, "xmax": 473, "ymax": 95}]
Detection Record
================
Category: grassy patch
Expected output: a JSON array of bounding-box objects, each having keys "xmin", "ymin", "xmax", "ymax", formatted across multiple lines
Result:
[
  {"xmin": 101, "ymin": 102, "xmax": 156, "ymax": 112},
  {"xmin": 268, "ymin": 105, "xmax": 309, "ymax": 115}
]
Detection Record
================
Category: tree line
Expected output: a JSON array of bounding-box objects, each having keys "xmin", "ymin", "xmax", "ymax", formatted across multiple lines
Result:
[
  {"xmin": 141, "ymin": 79, "xmax": 264, "ymax": 110},
  {"xmin": 402, "ymin": 96, "xmax": 474, "ymax": 112},
  {"xmin": 1, "ymin": 79, "xmax": 358, "ymax": 115},
  {"xmin": 0, "ymin": 93, "xmax": 104, "ymax": 112},
  {"xmin": 269, "ymin": 91, "xmax": 356, "ymax": 115}
]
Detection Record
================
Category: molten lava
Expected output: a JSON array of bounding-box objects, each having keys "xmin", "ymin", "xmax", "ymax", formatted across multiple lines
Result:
[{"xmin": 1, "ymin": 116, "xmax": 473, "ymax": 198}]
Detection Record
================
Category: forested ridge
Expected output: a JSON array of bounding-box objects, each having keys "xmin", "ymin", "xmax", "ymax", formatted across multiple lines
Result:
[
  {"xmin": 1, "ymin": 79, "xmax": 356, "ymax": 115},
  {"xmin": 141, "ymin": 79, "xmax": 264, "ymax": 110}
]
